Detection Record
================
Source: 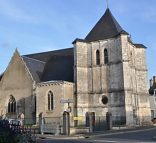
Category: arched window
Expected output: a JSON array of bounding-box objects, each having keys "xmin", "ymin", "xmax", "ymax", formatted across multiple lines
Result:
[
  {"xmin": 48, "ymin": 91, "xmax": 54, "ymax": 110},
  {"xmin": 96, "ymin": 50, "xmax": 100, "ymax": 65},
  {"xmin": 104, "ymin": 49, "xmax": 108, "ymax": 64},
  {"xmin": 8, "ymin": 95, "xmax": 16, "ymax": 113}
]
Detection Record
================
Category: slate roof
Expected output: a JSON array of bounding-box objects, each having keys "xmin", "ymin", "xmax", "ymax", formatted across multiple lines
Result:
[
  {"xmin": 22, "ymin": 56, "xmax": 46, "ymax": 82},
  {"xmin": 23, "ymin": 48, "xmax": 74, "ymax": 83},
  {"xmin": 85, "ymin": 8, "xmax": 128, "ymax": 42},
  {"xmin": 41, "ymin": 55, "xmax": 74, "ymax": 82},
  {"xmin": 25, "ymin": 48, "xmax": 73, "ymax": 62},
  {"xmin": 127, "ymin": 37, "xmax": 147, "ymax": 49},
  {"xmin": 134, "ymin": 44, "xmax": 147, "ymax": 49}
]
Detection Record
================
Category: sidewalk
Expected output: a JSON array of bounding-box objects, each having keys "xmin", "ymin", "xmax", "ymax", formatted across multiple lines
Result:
[
  {"xmin": 36, "ymin": 125, "xmax": 156, "ymax": 140},
  {"xmin": 37, "ymin": 133, "xmax": 84, "ymax": 140}
]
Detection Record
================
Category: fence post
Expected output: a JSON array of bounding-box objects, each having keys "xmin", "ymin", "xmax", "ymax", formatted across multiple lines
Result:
[
  {"xmin": 86, "ymin": 112, "xmax": 95, "ymax": 132},
  {"xmin": 106, "ymin": 112, "xmax": 112, "ymax": 130},
  {"xmin": 63, "ymin": 111, "xmax": 70, "ymax": 135},
  {"xmin": 39, "ymin": 113, "xmax": 44, "ymax": 135}
]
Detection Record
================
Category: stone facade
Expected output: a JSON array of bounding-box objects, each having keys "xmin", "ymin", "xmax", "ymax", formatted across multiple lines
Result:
[
  {"xmin": 74, "ymin": 34, "xmax": 151, "ymax": 126},
  {"xmin": 36, "ymin": 81, "xmax": 74, "ymax": 125},
  {"xmin": 0, "ymin": 50, "xmax": 35, "ymax": 124},
  {"xmin": 0, "ymin": 50, "xmax": 74, "ymax": 125},
  {"xmin": 0, "ymin": 8, "xmax": 151, "ymax": 128}
]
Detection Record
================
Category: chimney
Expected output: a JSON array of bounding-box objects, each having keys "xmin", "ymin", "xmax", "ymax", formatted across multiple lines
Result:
[
  {"xmin": 150, "ymin": 79, "xmax": 153, "ymax": 87},
  {"xmin": 153, "ymin": 76, "xmax": 156, "ymax": 85}
]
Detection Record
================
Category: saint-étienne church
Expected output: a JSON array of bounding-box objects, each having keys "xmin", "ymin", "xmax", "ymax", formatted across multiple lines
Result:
[{"xmin": 0, "ymin": 8, "xmax": 151, "ymax": 129}]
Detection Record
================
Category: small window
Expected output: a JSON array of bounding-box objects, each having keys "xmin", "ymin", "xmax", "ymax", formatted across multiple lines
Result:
[
  {"xmin": 8, "ymin": 95, "xmax": 16, "ymax": 113},
  {"xmin": 96, "ymin": 50, "xmax": 100, "ymax": 65},
  {"xmin": 151, "ymin": 110, "xmax": 154, "ymax": 119},
  {"xmin": 133, "ymin": 109, "xmax": 137, "ymax": 118},
  {"xmin": 48, "ymin": 91, "xmax": 54, "ymax": 110},
  {"xmin": 104, "ymin": 49, "xmax": 108, "ymax": 64},
  {"xmin": 101, "ymin": 95, "xmax": 108, "ymax": 104}
]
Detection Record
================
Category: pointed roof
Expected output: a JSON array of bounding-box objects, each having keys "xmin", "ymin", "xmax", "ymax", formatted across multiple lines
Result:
[{"xmin": 85, "ymin": 8, "xmax": 128, "ymax": 42}]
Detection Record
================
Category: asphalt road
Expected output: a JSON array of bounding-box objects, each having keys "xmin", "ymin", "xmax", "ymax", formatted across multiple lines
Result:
[
  {"xmin": 38, "ymin": 127, "xmax": 156, "ymax": 143},
  {"xmin": 95, "ymin": 127, "xmax": 156, "ymax": 142},
  {"xmin": 38, "ymin": 139, "xmax": 137, "ymax": 143}
]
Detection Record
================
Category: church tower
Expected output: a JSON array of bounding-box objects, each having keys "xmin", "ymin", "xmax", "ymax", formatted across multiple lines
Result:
[{"xmin": 73, "ymin": 8, "xmax": 151, "ymax": 127}]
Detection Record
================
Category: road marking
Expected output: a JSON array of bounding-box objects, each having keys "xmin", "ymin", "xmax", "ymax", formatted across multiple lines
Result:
[
  {"xmin": 92, "ymin": 139, "xmax": 155, "ymax": 143},
  {"xmin": 139, "ymin": 142, "xmax": 155, "ymax": 143},
  {"xmin": 93, "ymin": 140, "xmax": 117, "ymax": 142}
]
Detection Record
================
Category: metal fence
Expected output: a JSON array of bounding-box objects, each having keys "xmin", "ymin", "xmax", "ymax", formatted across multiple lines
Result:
[
  {"xmin": 1, "ymin": 115, "xmax": 150, "ymax": 136},
  {"xmin": 0, "ymin": 119, "xmax": 37, "ymax": 142},
  {"xmin": 73, "ymin": 115, "xmax": 127, "ymax": 131},
  {"xmin": 40, "ymin": 117, "xmax": 62, "ymax": 135}
]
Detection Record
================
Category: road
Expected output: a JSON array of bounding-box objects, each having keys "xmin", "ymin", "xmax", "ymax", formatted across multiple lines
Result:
[{"xmin": 38, "ymin": 127, "xmax": 156, "ymax": 143}]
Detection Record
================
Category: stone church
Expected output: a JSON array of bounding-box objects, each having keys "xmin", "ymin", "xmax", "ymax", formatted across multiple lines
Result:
[{"xmin": 0, "ymin": 8, "xmax": 151, "ymax": 127}]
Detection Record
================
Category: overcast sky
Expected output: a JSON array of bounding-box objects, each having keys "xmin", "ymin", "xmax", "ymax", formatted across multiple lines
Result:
[{"xmin": 0, "ymin": 0, "xmax": 156, "ymax": 83}]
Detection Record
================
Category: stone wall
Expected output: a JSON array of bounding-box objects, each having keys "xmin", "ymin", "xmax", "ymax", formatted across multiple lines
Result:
[
  {"xmin": 74, "ymin": 36, "xmax": 126, "ymax": 125},
  {"xmin": 121, "ymin": 35, "xmax": 151, "ymax": 125},
  {"xmin": 74, "ymin": 34, "xmax": 151, "ymax": 126},
  {"xmin": 36, "ymin": 81, "xmax": 74, "ymax": 125},
  {"xmin": 0, "ymin": 50, "xmax": 35, "ymax": 124}
]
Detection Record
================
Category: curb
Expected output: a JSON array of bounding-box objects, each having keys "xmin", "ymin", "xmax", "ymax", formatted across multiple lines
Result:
[
  {"xmin": 37, "ymin": 134, "xmax": 85, "ymax": 140},
  {"xmin": 37, "ymin": 126, "xmax": 156, "ymax": 140}
]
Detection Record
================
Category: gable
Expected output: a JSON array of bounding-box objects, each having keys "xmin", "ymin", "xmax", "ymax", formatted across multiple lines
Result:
[{"xmin": 1, "ymin": 50, "xmax": 33, "ymax": 90}]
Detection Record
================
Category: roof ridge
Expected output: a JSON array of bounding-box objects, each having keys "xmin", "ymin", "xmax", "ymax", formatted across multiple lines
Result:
[
  {"xmin": 24, "ymin": 47, "xmax": 73, "ymax": 56},
  {"xmin": 22, "ymin": 56, "xmax": 46, "ymax": 63}
]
